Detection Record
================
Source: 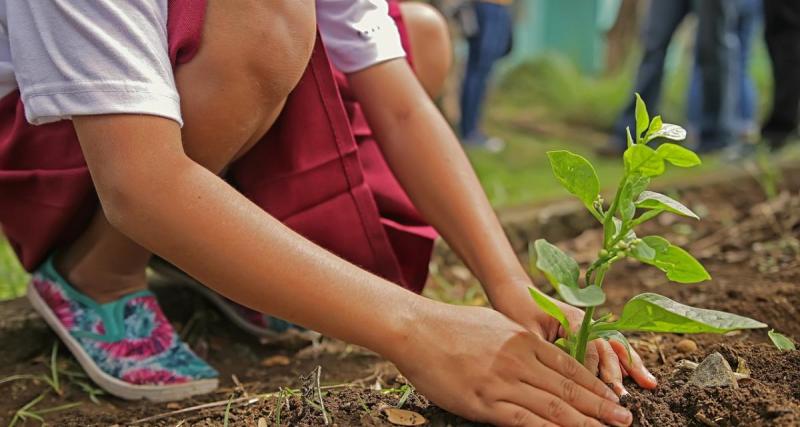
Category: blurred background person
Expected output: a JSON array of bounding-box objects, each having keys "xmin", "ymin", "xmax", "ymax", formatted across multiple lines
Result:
[
  {"xmin": 459, "ymin": 0, "xmax": 514, "ymax": 151},
  {"xmin": 762, "ymin": 0, "xmax": 800, "ymax": 150},
  {"xmin": 687, "ymin": 0, "xmax": 762, "ymax": 154},
  {"xmin": 600, "ymin": 0, "xmax": 739, "ymax": 156}
]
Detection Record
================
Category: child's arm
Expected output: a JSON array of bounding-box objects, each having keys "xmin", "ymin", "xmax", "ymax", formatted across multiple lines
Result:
[
  {"xmin": 73, "ymin": 114, "xmax": 627, "ymax": 427},
  {"xmin": 347, "ymin": 59, "xmax": 658, "ymax": 391}
]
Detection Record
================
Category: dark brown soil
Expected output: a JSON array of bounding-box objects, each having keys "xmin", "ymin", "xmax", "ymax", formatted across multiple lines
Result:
[{"xmin": 1, "ymin": 168, "xmax": 799, "ymax": 426}]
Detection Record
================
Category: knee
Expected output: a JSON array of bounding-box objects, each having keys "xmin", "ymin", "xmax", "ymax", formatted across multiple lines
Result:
[
  {"xmin": 174, "ymin": 0, "xmax": 316, "ymax": 171},
  {"xmin": 401, "ymin": 2, "xmax": 452, "ymax": 97},
  {"xmin": 201, "ymin": 0, "xmax": 316, "ymax": 101}
]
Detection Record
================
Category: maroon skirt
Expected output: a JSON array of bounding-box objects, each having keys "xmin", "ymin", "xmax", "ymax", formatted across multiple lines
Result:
[{"xmin": 0, "ymin": 0, "xmax": 436, "ymax": 293}]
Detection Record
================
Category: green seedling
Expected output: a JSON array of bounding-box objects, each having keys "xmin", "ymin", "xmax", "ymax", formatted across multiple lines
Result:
[
  {"xmin": 768, "ymin": 330, "xmax": 796, "ymax": 352},
  {"xmin": 529, "ymin": 94, "xmax": 768, "ymax": 364},
  {"xmin": 223, "ymin": 393, "xmax": 235, "ymax": 427}
]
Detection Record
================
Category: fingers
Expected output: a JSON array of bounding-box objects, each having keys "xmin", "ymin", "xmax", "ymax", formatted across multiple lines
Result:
[
  {"xmin": 596, "ymin": 339, "xmax": 626, "ymax": 396},
  {"xmin": 508, "ymin": 381, "xmax": 632, "ymax": 427},
  {"xmin": 489, "ymin": 402, "xmax": 558, "ymax": 427},
  {"xmin": 584, "ymin": 342, "xmax": 600, "ymax": 376},
  {"xmin": 609, "ymin": 340, "xmax": 658, "ymax": 390},
  {"xmin": 534, "ymin": 341, "xmax": 619, "ymax": 402}
]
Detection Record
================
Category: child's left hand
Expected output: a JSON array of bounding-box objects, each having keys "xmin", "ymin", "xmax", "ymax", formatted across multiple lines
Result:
[{"xmin": 493, "ymin": 283, "xmax": 658, "ymax": 397}]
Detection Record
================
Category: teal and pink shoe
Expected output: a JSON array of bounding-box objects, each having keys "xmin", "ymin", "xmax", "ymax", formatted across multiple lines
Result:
[
  {"xmin": 27, "ymin": 257, "xmax": 218, "ymax": 402},
  {"xmin": 150, "ymin": 258, "xmax": 315, "ymax": 340}
]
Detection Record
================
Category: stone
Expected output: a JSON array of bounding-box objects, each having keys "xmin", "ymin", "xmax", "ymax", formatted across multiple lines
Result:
[
  {"xmin": 677, "ymin": 339, "xmax": 698, "ymax": 353},
  {"xmin": 689, "ymin": 352, "xmax": 738, "ymax": 388}
]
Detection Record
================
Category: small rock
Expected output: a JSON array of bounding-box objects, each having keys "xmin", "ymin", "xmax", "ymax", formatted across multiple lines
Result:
[
  {"xmin": 677, "ymin": 339, "xmax": 698, "ymax": 353},
  {"xmin": 260, "ymin": 355, "xmax": 291, "ymax": 367},
  {"xmin": 689, "ymin": 352, "xmax": 738, "ymax": 388},
  {"xmin": 675, "ymin": 360, "xmax": 699, "ymax": 371}
]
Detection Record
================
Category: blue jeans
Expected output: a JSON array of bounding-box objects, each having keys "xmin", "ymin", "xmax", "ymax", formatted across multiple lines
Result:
[
  {"xmin": 459, "ymin": 1, "xmax": 513, "ymax": 141},
  {"xmin": 688, "ymin": 0, "xmax": 762, "ymax": 139},
  {"xmin": 611, "ymin": 0, "xmax": 738, "ymax": 151}
]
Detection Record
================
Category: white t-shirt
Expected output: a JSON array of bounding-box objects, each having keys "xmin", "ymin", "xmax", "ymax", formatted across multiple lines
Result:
[{"xmin": 0, "ymin": 0, "xmax": 405, "ymax": 127}]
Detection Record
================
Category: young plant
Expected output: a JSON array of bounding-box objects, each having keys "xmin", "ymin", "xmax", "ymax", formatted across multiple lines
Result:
[{"xmin": 529, "ymin": 94, "xmax": 767, "ymax": 364}]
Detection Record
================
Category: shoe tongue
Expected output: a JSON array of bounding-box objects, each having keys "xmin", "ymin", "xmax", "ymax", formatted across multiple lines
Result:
[{"xmin": 40, "ymin": 256, "xmax": 158, "ymax": 342}]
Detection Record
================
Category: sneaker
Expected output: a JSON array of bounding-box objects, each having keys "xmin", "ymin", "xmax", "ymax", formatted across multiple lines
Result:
[
  {"xmin": 27, "ymin": 256, "xmax": 218, "ymax": 402},
  {"xmin": 149, "ymin": 258, "xmax": 314, "ymax": 340}
]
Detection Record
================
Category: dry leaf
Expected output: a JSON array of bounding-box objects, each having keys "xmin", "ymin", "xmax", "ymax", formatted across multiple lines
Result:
[
  {"xmin": 260, "ymin": 355, "xmax": 291, "ymax": 367},
  {"xmin": 257, "ymin": 417, "xmax": 268, "ymax": 427},
  {"xmin": 383, "ymin": 408, "xmax": 427, "ymax": 426}
]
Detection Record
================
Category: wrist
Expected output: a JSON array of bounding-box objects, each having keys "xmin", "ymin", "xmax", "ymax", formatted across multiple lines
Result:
[
  {"xmin": 484, "ymin": 274, "xmax": 534, "ymax": 310},
  {"xmin": 367, "ymin": 292, "xmax": 439, "ymax": 362}
]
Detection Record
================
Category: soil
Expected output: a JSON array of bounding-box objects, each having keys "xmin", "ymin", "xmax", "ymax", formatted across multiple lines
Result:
[{"xmin": 1, "ymin": 168, "xmax": 799, "ymax": 426}]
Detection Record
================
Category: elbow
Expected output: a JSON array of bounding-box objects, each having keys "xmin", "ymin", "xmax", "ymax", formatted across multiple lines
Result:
[
  {"xmin": 95, "ymin": 175, "xmax": 149, "ymax": 236},
  {"xmin": 93, "ymin": 156, "xmax": 189, "ymax": 237}
]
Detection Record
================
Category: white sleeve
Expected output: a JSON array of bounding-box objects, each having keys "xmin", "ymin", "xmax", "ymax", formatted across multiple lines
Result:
[
  {"xmin": 6, "ymin": 0, "xmax": 182, "ymax": 126},
  {"xmin": 316, "ymin": 0, "xmax": 406, "ymax": 73}
]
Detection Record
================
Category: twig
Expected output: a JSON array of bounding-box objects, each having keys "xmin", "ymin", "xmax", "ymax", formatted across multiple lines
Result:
[
  {"xmin": 231, "ymin": 374, "xmax": 249, "ymax": 398},
  {"xmin": 315, "ymin": 366, "xmax": 330, "ymax": 425},
  {"xmin": 129, "ymin": 396, "xmax": 262, "ymax": 425},
  {"xmin": 129, "ymin": 383, "xmax": 354, "ymax": 424}
]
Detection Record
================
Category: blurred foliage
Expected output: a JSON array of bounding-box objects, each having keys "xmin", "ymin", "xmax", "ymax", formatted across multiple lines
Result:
[
  {"xmin": 0, "ymin": 236, "xmax": 28, "ymax": 300},
  {"xmin": 494, "ymin": 39, "xmax": 773, "ymax": 133}
]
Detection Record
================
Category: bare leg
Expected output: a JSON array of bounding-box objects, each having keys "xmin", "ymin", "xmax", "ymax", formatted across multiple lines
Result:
[
  {"xmin": 57, "ymin": 0, "xmax": 315, "ymax": 303},
  {"xmin": 399, "ymin": 2, "xmax": 452, "ymax": 98}
]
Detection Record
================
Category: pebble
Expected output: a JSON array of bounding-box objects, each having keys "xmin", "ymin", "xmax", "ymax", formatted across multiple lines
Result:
[
  {"xmin": 677, "ymin": 339, "xmax": 698, "ymax": 353},
  {"xmin": 689, "ymin": 352, "xmax": 738, "ymax": 388}
]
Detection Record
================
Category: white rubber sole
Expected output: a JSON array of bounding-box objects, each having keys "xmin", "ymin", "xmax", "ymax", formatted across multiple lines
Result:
[{"xmin": 27, "ymin": 282, "xmax": 218, "ymax": 402}]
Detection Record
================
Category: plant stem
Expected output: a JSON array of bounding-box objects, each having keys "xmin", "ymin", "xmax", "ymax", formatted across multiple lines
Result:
[
  {"xmin": 575, "ymin": 267, "xmax": 608, "ymax": 364},
  {"xmin": 603, "ymin": 176, "xmax": 628, "ymax": 247},
  {"xmin": 574, "ymin": 306, "xmax": 595, "ymax": 364}
]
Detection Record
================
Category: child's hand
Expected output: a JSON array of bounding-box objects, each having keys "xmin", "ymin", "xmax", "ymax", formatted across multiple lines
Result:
[
  {"xmin": 552, "ymin": 299, "xmax": 658, "ymax": 396},
  {"xmin": 492, "ymin": 284, "xmax": 658, "ymax": 396},
  {"xmin": 391, "ymin": 303, "xmax": 633, "ymax": 427}
]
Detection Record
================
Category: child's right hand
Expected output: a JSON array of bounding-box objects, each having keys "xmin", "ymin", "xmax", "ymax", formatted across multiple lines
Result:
[{"xmin": 391, "ymin": 303, "xmax": 633, "ymax": 427}]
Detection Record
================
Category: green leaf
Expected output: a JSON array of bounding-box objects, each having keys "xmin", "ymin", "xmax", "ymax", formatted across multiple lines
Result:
[
  {"xmin": 529, "ymin": 287, "xmax": 571, "ymax": 333},
  {"xmin": 619, "ymin": 175, "xmax": 651, "ymax": 221},
  {"xmin": 636, "ymin": 191, "xmax": 699, "ymax": 219},
  {"xmin": 604, "ymin": 293, "xmax": 767, "ymax": 334},
  {"xmin": 631, "ymin": 238, "xmax": 656, "ymax": 261},
  {"xmin": 634, "ymin": 93, "xmax": 649, "ymax": 140},
  {"xmin": 656, "ymin": 143, "xmax": 701, "ymax": 168},
  {"xmin": 768, "ymin": 330, "xmax": 796, "ymax": 351},
  {"xmin": 592, "ymin": 330, "xmax": 633, "ymax": 364},
  {"xmin": 645, "ymin": 115, "xmax": 663, "ymax": 142},
  {"xmin": 556, "ymin": 284, "xmax": 606, "ymax": 308},
  {"xmin": 554, "ymin": 337, "xmax": 573, "ymax": 354},
  {"xmin": 533, "ymin": 239, "xmax": 580, "ymax": 288},
  {"xmin": 646, "ymin": 123, "xmax": 687, "ymax": 143},
  {"xmin": 640, "ymin": 236, "xmax": 711, "ymax": 283},
  {"xmin": 532, "ymin": 241, "xmax": 604, "ymax": 307},
  {"xmin": 624, "ymin": 144, "xmax": 665, "ymax": 177},
  {"xmin": 547, "ymin": 151, "xmax": 600, "ymax": 209},
  {"xmin": 626, "ymin": 127, "xmax": 634, "ymax": 148}
]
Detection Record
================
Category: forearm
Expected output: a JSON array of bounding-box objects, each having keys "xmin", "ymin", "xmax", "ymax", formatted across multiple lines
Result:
[
  {"xmin": 74, "ymin": 115, "xmax": 426, "ymax": 360},
  {"xmin": 348, "ymin": 60, "xmax": 530, "ymax": 305}
]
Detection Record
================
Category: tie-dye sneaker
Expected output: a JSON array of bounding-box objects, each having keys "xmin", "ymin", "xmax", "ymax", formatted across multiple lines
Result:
[
  {"xmin": 150, "ymin": 258, "xmax": 315, "ymax": 340},
  {"xmin": 27, "ymin": 257, "xmax": 218, "ymax": 402}
]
